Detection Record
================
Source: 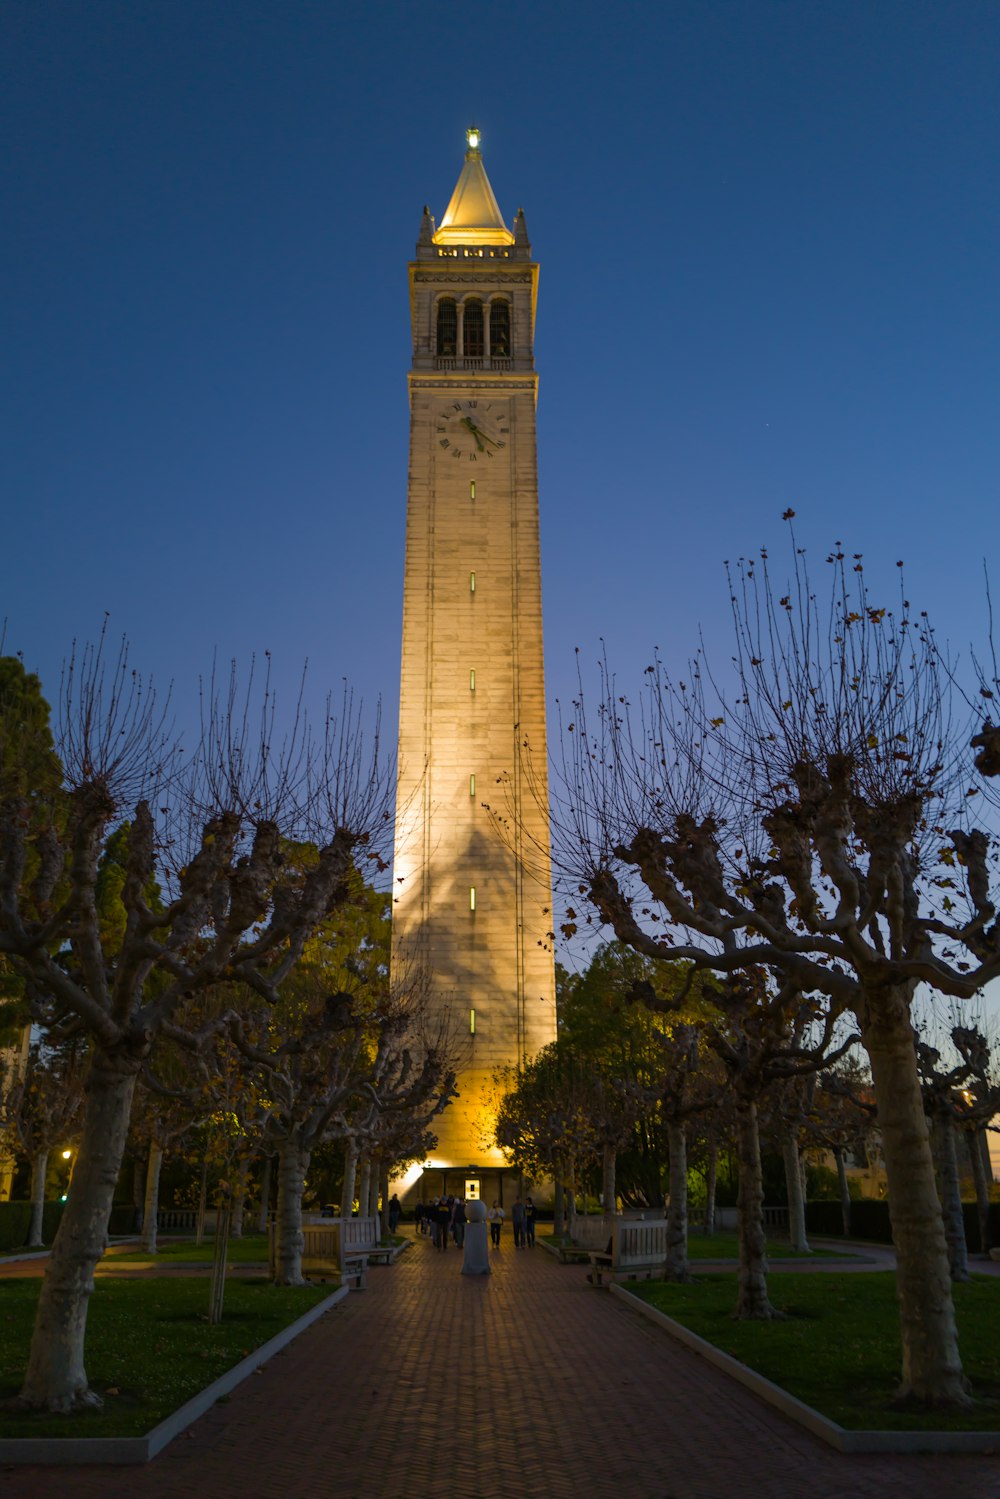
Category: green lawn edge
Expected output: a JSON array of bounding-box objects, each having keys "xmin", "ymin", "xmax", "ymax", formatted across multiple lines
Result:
[
  {"xmin": 0, "ymin": 1277, "xmax": 333, "ymax": 1439},
  {"xmin": 107, "ymin": 1235, "xmax": 270, "ymax": 1264},
  {"xmin": 631, "ymin": 1271, "xmax": 1000, "ymax": 1431},
  {"xmin": 537, "ymin": 1231, "xmax": 856, "ymax": 1261}
]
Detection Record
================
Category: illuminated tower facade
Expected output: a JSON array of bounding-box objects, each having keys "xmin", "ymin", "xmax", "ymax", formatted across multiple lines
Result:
[{"xmin": 391, "ymin": 130, "xmax": 556, "ymax": 1196}]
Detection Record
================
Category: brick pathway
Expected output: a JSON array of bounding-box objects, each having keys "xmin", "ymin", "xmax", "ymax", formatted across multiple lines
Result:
[{"xmin": 3, "ymin": 1234, "xmax": 1000, "ymax": 1499}]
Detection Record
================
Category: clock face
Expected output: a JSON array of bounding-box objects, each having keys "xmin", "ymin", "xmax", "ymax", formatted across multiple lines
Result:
[{"xmin": 435, "ymin": 399, "xmax": 509, "ymax": 462}]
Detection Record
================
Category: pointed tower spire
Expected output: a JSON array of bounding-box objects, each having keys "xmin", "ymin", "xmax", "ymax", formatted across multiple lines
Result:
[{"xmin": 433, "ymin": 126, "xmax": 516, "ymax": 247}]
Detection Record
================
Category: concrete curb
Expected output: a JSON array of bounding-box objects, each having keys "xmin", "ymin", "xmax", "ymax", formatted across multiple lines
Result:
[
  {"xmin": 0, "ymin": 1284, "xmax": 349, "ymax": 1465},
  {"xmin": 611, "ymin": 1283, "xmax": 1000, "ymax": 1455}
]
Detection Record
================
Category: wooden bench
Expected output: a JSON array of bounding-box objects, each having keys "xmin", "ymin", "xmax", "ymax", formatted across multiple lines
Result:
[
  {"xmin": 268, "ymin": 1217, "xmax": 382, "ymax": 1289},
  {"xmin": 582, "ymin": 1217, "xmax": 669, "ymax": 1287},
  {"xmin": 340, "ymin": 1252, "xmax": 369, "ymax": 1290},
  {"xmin": 540, "ymin": 1238, "xmax": 592, "ymax": 1265}
]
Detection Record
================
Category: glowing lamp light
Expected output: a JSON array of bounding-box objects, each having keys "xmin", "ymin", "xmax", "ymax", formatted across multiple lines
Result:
[
  {"xmin": 466, "ymin": 126, "xmax": 481, "ymax": 150},
  {"xmin": 393, "ymin": 1161, "xmax": 425, "ymax": 1193},
  {"xmin": 61, "ymin": 1149, "xmax": 72, "ymax": 1160},
  {"xmin": 60, "ymin": 1193, "xmax": 68, "ymax": 1202}
]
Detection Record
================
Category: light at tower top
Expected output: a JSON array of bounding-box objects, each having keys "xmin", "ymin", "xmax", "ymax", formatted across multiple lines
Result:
[{"xmin": 433, "ymin": 125, "xmax": 514, "ymax": 248}]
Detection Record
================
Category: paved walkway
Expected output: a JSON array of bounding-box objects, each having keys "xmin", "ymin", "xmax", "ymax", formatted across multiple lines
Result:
[{"xmin": 3, "ymin": 1233, "xmax": 1000, "ymax": 1499}]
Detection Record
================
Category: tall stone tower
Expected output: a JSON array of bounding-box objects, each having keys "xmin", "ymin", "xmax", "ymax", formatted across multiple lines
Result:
[{"xmin": 392, "ymin": 129, "xmax": 556, "ymax": 1199}]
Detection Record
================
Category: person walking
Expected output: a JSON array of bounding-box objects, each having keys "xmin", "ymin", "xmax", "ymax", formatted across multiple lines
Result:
[
  {"xmin": 525, "ymin": 1196, "xmax": 536, "ymax": 1247},
  {"xmin": 512, "ymin": 1195, "xmax": 526, "ymax": 1249},
  {"xmin": 487, "ymin": 1199, "xmax": 504, "ymax": 1248},
  {"xmin": 388, "ymin": 1194, "xmax": 401, "ymax": 1233},
  {"xmin": 453, "ymin": 1197, "xmax": 467, "ymax": 1249}
]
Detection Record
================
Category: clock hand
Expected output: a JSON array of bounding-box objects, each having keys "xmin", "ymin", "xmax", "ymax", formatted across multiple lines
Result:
[{"xmin": 460, "ymin": 416, "xmax": 486, "ymax": 451}]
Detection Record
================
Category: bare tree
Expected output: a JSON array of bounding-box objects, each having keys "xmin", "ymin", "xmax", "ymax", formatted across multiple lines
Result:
[
  {"xmin": 0, "ymin": 1041, "xmax": 86, "ymax": 1247},
  {"xmin": 950, "ymin": 1025, "xmax": 1000, "ymax": 1257},
  {"xmin": 916, "ymin": 1024, "xmax": 1000, "ymax": 1278},
  {"xmin": 639, "ymin": 971, "xmax": 852, "ymax": 1315},
  {"xmin": 493, "ymin": 1046, "xmax": 599, "ymax": 1231},
  {"xmin": 0, "ymin": 640, "xmax": 392, "ymax": 1412},
  {"xmin": 544, "ymin": 534, "xmax": 1000, "ymax": 1403},
  {"xmin": 804, "ymin": 1059, "xmax": 877, "ymax": 1238},
  {"xmin": 642, "ymin": 1021, "xmax": 716, "ymax": 1281}
]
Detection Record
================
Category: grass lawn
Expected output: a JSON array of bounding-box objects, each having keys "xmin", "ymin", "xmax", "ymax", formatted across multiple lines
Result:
[
  {"xmin": 107, "ymin": 1235, "xmax": 270, "ymax": 1264},
  {"xmin": 0, "ymin": 1276, "xmax": 331, "ymax": 1439},
  {"xmin": 686, "ymin": 1233, "xmax": 854, "ymax": 1260},
  {"xmin": 538, "ymin": 1231, "xmax": 851, "ymax": 1261},
  {"xmin": 633, "ymin": 1271, "xmax": 1000, "ymax": 1431}
]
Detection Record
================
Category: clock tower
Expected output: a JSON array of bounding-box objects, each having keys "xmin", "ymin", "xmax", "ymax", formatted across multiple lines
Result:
[{"xmin": 391, "ymin": 130, "xmax": 556, "ymax": 1197}]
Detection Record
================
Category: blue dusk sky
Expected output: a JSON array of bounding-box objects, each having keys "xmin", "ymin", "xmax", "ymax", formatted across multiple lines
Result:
[{"xmin": 3, "ymin": 1, "xmax": 998, "ymax": 974}]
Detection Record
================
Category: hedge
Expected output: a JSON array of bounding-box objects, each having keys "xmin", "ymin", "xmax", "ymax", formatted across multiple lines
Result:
[
  {"xmin": 0, "ymin": 1200, "xmax": 140, "ymax": 1252},
  {"xmin": 805, "ymin": 1198, "xmax": 894, "ymax": 1243},
  {"xmin": 805, "ymin": 1197, "xmax": 1000, "ymax": 1252},
  {"xmin": 108, "ymin": 1204, "xmax": 140, "ymax": 1236},
  {"xmin": 0, "ymin": 1200, "xmax": 65, "ymax": 1252}
]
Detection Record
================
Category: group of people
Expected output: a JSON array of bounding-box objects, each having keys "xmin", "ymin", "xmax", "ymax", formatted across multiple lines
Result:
[{"xmin": 412, "ymin": 1195, "xmax": 537, "ymax": 1251}]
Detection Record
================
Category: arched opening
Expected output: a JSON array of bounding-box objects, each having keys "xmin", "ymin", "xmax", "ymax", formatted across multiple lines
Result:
[
  {"xmin": 463, "ymin": 299, "xmax": 484, "ymax": 359},
  {"xmin": 436, "ymin": 298, "xmax": 457, "ymax": 357},
  {"xmin": 489, "ymin": 300, "xmax": 511, "ymax": 358}
]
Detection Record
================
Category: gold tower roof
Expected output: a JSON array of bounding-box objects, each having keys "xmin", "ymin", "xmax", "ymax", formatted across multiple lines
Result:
[{"xmin": 433, "ymin": 127, "xmax": 516, "ymax": 247}]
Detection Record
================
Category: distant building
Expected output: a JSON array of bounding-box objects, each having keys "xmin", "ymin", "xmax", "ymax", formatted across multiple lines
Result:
[{"xmin": 391, "ymin": 130, "xmax": 556, "ymax": 1203}]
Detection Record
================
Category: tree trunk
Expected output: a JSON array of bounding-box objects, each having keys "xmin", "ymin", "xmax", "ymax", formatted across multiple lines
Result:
[
  {"xmin": 566, "ymin": 1160, "xmax": 577, "ymax": 1238},
  {"xmin": 782, "ymin": 1130, "xmax": 810, "ymax": 1252},
  {"xmin": 932, "ymin": 1115, "xmax": 969, "ymax": 1283},
  {"xmin": 19, "ymin": 1051, "xmax": 139, "ymax": 1412},
  {"xmin": 342, "ymin": 1138, "xmax": 359, "ymax": 1216},
  {"xmin": 703, "ymin": 1138, "xmax": 717, "ymax": 1236},
  {"xmin": 139, "ymin": 1142, "xmax": 163, "ymax": 1254},
  {"xmin": 230, "ymin": 1158, "xmax": 249, "ymax": 1239},
  {"xmin": 274, "ymin": 1136, "xmax": 311, "ymax": 1286},
  {"xmin": 256, "ymin": 1153, "xmax": 273, "ymax": 1235},
  {"xmin": 834, "ymin": 1146, "xmax": 852, "ymax": 1238},
  {"xmin": 27, "ymin": 1149, "xmax": 49, "ymax": 1248},
  {"xmin": 377, "ymin": 1161, "xmax": 390, "ymax": 1241},
  {"xmin": 968, "ymin": 1127, "xmax": 991, "ymax": 1256},
  {"xmin": 554, "ymin": 1171, "xmax": 565, "ymax": 1240},
  {"xmin": 195, "ymin": 1158, "xmax": 208, "ymax": 1246},
  {"xmin": 131, "ymin": 1154, "xmax": 144, "ymax": 1218},
  {"xmin": 734, "ymin": 1097, "xmax": 778, "ymax": 1319},
  {"xmin": 665, "ymin": 1121, "xmax": 691, "ymax": 1281},
  {"xmin": 601, "ymin": 1141, "xmax": 616, "ymax": 1224},
  {"xmin": 357, "ymin": 1156, "xmax": 371, "ymax": 1222},
  {"xmin": 860, "ymin": 986, "xmax": 969, "ymax": 1405},
  {"xmin": 208, "ymin": 1206, "xmax": 231, "ymax": 1324}
]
